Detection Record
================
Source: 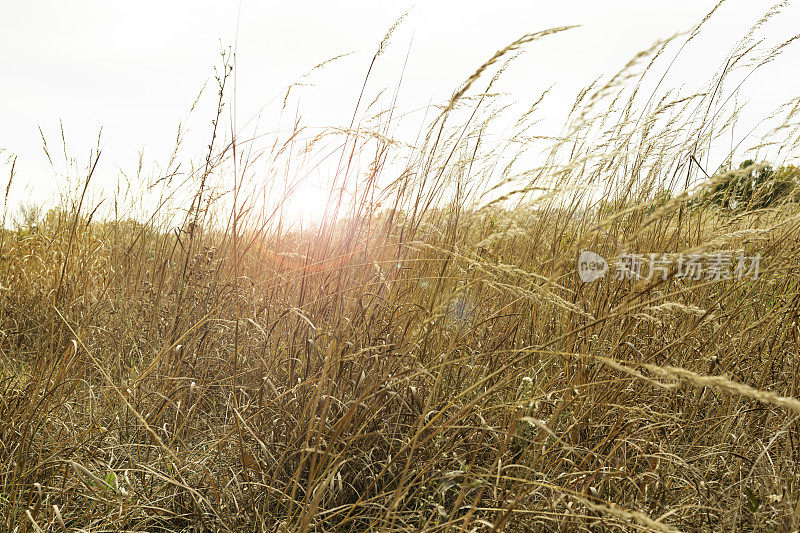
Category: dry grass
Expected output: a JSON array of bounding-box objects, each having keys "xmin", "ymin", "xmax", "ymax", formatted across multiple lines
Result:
[{"xmin": 2, "ymin": 7, "xmax": 800, "ymax": 532}]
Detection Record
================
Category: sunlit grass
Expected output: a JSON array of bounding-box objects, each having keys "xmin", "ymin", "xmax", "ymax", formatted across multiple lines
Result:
[{"xmin": 2, "ymin": 6, "xmax": 800, "ymax": 532}]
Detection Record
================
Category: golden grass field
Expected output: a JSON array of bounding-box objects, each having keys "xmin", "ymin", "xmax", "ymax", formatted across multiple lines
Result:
[{"xmin": 2, "ymin": 8, "xmax": 800, "ymax": 532}]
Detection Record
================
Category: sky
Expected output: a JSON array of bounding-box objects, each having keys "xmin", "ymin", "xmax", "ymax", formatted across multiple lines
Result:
[{"xmin": 2, "ymin": 1, "xmax": 799, "ymax": 225}]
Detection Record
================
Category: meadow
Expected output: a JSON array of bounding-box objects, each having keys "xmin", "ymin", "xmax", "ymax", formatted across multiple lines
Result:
[{"xmin": 2, "ymin": 10, "xmax": 800, "ymax": 532}]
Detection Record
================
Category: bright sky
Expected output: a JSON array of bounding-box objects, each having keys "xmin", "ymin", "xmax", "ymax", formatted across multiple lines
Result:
[{"xmin": 2, "ymin": 1, "xmax": 799, "ymax": 224}]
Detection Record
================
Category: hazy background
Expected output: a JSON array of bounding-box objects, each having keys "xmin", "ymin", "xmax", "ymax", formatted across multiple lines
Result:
[{"xmin": 2, "ymin": 0, "xmax": 799, "ymax": 223}]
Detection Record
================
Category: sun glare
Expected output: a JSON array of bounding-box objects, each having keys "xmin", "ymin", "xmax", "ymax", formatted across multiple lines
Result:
[{"xmin": 277, "ymin": 180, "xmax": 338, "ymax": 229}]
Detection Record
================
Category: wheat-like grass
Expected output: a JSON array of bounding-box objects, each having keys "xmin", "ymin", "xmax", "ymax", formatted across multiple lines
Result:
[{"xmin": 2, "ymin": 6, "xmax": 800, "ymax": 531}]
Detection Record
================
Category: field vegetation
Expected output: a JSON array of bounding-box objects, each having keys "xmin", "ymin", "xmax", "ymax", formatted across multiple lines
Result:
[{"xmin": 2, "ymin": 6, "xmax": 800, "ymax": 532}]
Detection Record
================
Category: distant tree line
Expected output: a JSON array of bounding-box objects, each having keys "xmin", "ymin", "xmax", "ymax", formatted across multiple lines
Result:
[{"xmin": 704, "ymin": 159, "xmax": 800, "ymax": 210}]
